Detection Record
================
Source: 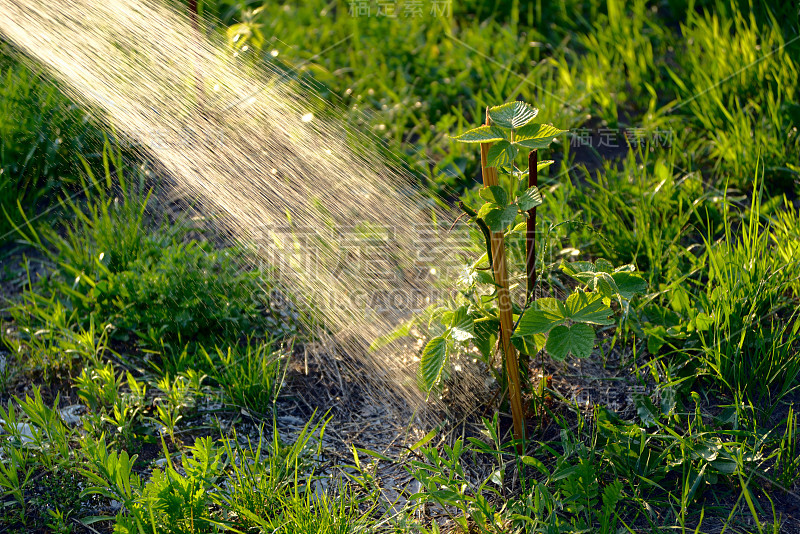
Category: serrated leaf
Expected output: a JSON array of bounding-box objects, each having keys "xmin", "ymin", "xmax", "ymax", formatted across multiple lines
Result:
[
  {"xmin": 487, "ymin": 141, "xmax": 518, "ymax": 167},
  {"xmin": 514, "ymin": 298, "xmax": 565, "ymax": 336},
  {"xmin": 475, "ymin": 270, "xmax": 495, "ymax": 285},
  {"xmin": 479, "ymin": 185, "xmax": 508, "ymax": 206},
  {"xmin": 560, "ymin": 261, "xmax": 597, "ymax": 283},
  {"xmin": 610, "ymin": 271, "xmax": 647, "ymax": 300},
  {"xmin": 477, "ymin": 201, "xmax": 496, "ymax": 219},
  {"xmin": 506, "ymin": 221, "xmax": 527, "ymax": 236},
  {"xmin": 451, "ymin": 125, "xmax": 508, "ymax": 143},
  {"xmin": 473, "ymin": 318, "xmax": 499, "ymax": 360},
  {"xmin": 419, "ymin": 336, "xmax": 448, "ymax": 391},
  {"xmin": 514, "ymin": 123, "xmax": 567, "ymax": 149},
  {"xmin": 596, "ymin": 272, "xmax": 618, "ymax": 299},
  {"xmin": 512, "ymin": 160, "xmax": 554, "ymax": 178},
  {"xmin": 450, "ymin": 306, "xmax": 474, "ymax": 342},
  {"xmin": 537, "ymin": 160, "xmax": 555, "ymax": 171},
  {"xmin": 596, "ymin": 258, "xmax": 614, "ymax": 273},
  {"xmin": 511, "ymin": 333, "xmax": 545, "ymax": 354},
  {"xmin": 517, "ymin": 186, "xmax": 542, "ymax": 212},
  {"xmin": 564, "ymin": 291, "xmax": 614, "ymax": 325},
  {"xmin": 545, "ymin": 323, "xmax": 595, "ymax": 360},
  {"xmin": 488, "ymin": 101, "xmax": 539, "ymax": 129},
  {"xmin": 483, "ymin": 205, "xmax": 518, "ymax": 233}
]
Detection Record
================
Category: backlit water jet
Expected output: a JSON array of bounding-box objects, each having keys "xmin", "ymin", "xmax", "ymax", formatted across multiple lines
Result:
[{"xmin": 0, "ymin": 0, "xmax": 484, "ymax": 415}]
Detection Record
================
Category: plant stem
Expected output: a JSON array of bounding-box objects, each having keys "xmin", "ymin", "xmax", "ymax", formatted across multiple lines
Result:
[
  {"xmin": 517, "ymin": 149, "xmax": 539, "ymax": 391},
  {"xmin": 480, "ymin": 110, "xmax": 525, "ymax": 454},
  {"xmin": 526, "ymin": 149, "xmax": 538, "ymax": 299}
]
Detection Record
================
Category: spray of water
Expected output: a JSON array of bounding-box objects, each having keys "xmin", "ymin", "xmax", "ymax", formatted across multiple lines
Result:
[{"xmin": 0, "ymin": 0, "xmax": 487, "ymax": 415}]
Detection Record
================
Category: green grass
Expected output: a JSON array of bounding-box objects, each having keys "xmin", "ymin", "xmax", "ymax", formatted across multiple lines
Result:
[
  {"xmin": 0, "ymin": 47, "xmax": 104, "ymax": 245},
  {"xmin": 202, "ymin": 339, "xmax": 287, "ymax": 416},
  {"xmin": 6, "ymin": 144, "xmax": 299, "ymax": 368},
  {"xmin": 1, "ymin": 0, "xmax": 800, "ymax": 532}
]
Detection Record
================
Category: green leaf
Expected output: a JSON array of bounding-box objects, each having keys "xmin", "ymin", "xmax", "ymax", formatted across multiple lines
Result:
[
  {"xmin": 537, "ymin": 160, "xmax": 555, "ymax": 171},
  {"xmin": 514, "ymin": 123, "xmax": 567, "ymax": 149},
  {"xmin": 517, "ymin": 186, "xmax": 542, "ymax": 212},
  {"xmin": 369, "ymin": 321, "xmax": 411, "ymax": 351},
  {"xmin": 479, "ymin": 185, "xmax": 508, "ymax": 206},
  {"xmin": 508, "ymin": 221, "xmax": 527, "ymax": 235},
  {"xmin": 411, "ymin": 427, "xmax": 438, "ymax": 451},
  {"xmin": 694, "ymin": 312, "xmax": 714, "ymax": 332},
  {"xmin": 521, "ymin": 456, "xmax": 551, "ymax": 477},
  {"xmin": 488, "ymin": 101, "xmax": 539, "ymax": 129},
  {"xmin": 483, "ymin": 205, "xmax": 518, "ymax": 233},
  {"xmin": 419, "ymin": 336, "xmax": 448, "ymax": 391},
  {"xmin": 610, "ymin": 271, "xmax": 647, "ymax": 300},
  {"xmin": 450, "ymin": 306, "xmax": 474, "ymax": 342},
  {"xmin": 545, "ymin": 323, "xmax": 595, "ymax": 360},
  {"xmin": 512, "ymin": 333, "xmax": 545, "ymax": 354},
  {"xmin": 514, "ymin": 298, "xmax": 565, "ymax": 336},
  {"xmin": 475, "ymin": 270, "xmax": 495, "ymax": 285},
  {"xmin": 477, "ymin": 201, "xmax": 496, "ymax": 219},
  {"xmin": 487, "ymin": 141, "xmax": 518, "ymax": 167},
  {"xmin": 596, "ymin": 258, "xmax": 614, "ymax": 273},
  {"xmin": 452, "ymin": 125, "xmax": 507, "ymax": 143},
  {"xmin": 565, "ymin": 291, "xmax": 614, "ymax": 325},
  {"xmin": 560, "ymin": 261, "xmax": 598, "ymax": 287},
  {"xmin": 512, "ymin": 160, "xmax": 554, "ymax": 177},
  {"xmin": 473, "ymin": 318, "xmax": 499, "ymax": 360},
  {"xmin": 633, "ymin": 393, "xmax": 660, "ymax": 427},
  {"xmin": 595, "ymin": 272, "xmax": 618, "ymax": 299}
]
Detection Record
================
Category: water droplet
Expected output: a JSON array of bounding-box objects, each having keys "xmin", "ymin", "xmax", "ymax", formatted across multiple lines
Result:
[
  {"xmin": 301, "ymin": 113, "xmax": 314, "ymax": 122},
  {"xmin": 213, "ymin": 84, "xmax": 220, "ymax": 91},
  {"xmin": 270, "ymin": 49, "xmax": 279, "ymax": 57}
]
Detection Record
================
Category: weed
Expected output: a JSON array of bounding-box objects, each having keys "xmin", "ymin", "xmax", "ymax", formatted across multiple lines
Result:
[
  {"xmin": 9, "ymin": 142, "xmax": 289, "ymax": 366},
  {"xmin": 202, "ymin": 339, "xmax": 286, "ymax": 416},
  {"xmin": 645, "ymin": 171, "xmax": 800, "ymax": 408},
  {"xmin": 0, "ymin": 48, "xmax": 103, "ymax": 244},
  {"xmin": 75, "ymin": 361, "xmax": 122, "ymax": 412},
  {"xmin": 154, "ymin": 374, "xmax": 194, "ymax": 443}
]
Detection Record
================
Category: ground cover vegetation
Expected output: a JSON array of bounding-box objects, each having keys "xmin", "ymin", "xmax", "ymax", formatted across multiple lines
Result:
[{"xmin": 1, "ymin": 0, "xmax": 799, "ymax": 532}]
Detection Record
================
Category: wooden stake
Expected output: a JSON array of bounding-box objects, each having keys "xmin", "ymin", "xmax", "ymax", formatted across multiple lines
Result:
[{"xmin": 480, "ymin": 112, "xmax": 525, "ymax": 454}]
